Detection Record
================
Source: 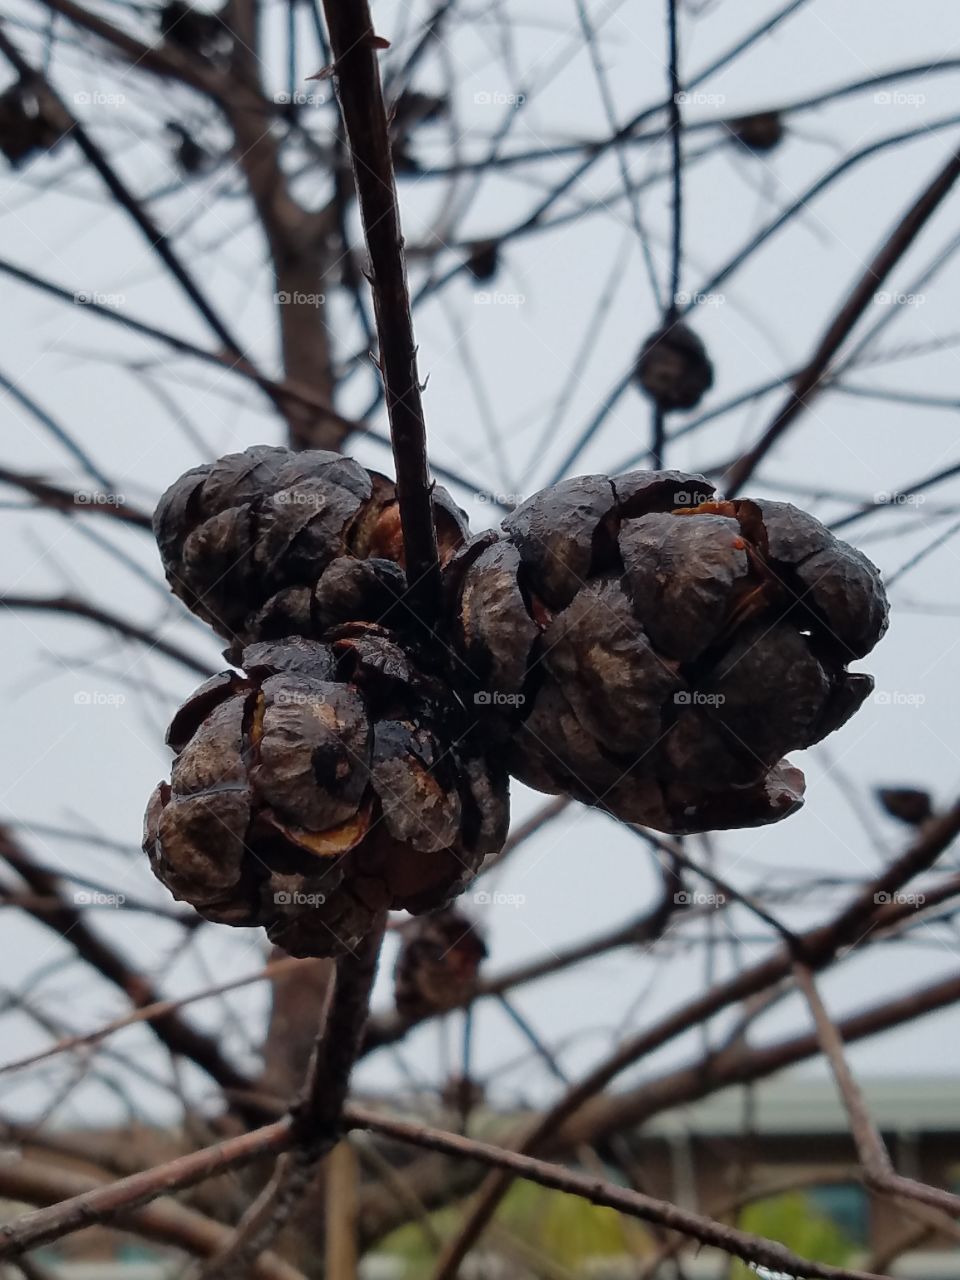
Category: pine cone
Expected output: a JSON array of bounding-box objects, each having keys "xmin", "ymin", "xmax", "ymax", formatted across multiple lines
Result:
[
  {"xmin": 153, "ymin": 445, "xmax": 468, "ymax": 652},
  {"xmin": 393, "ymin": 908, "xmax": 487, "ymax": 1019},
  {"xmin": 143, "ymin": 634, "xmax": 509, "ymax": 957},
  {"xmin": 636, "ymin": 323, "xmax": 714, "ymax": 412},
  {"xmin": 451, "ymin": 471, "xmax": 889, "ymax": 834}
]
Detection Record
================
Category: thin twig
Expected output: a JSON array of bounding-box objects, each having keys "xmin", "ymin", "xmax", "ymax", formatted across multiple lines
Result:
[
  {"xmin": 321, "ymin": 0, "xmax": 441, "ymax": 623},
  {"xmin": 723, "ymin": 144, "xmax": 960, "ymax": 493}
]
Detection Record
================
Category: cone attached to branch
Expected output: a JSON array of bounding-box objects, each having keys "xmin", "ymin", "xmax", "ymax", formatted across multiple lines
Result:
[
  {"xmin": 144, "ymin": 634, "xmax": 509, "ymax": 957},
  {"xmin": 450, "ymin": 470, "xmax": 888, "ymax": 834},
  {"xmin": 153, "ymin": 445, "xmax": 468, "ymax": 653}
]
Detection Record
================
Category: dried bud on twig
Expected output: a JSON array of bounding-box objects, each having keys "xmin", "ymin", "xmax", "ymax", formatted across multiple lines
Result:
[
  {"xmin": 393, "ymin": 908, "xmax": 487, "ymax": 1019},
  {"xmin": 144, "ymin": 634, "xmax": 509, "ymax": 957},
  {"xmin": 0, "ymin": 83, "xmax": 65, "ymax": 166},
  {"xmin": 635, "ymin": 322, "xmax": 714, "ymax": 411},
  {"xmin": 730, "ymin": 110, "xmax": 784, "ymax": 153},
  {"xmin": 876, "ymin": 787, "xmax": 933, "ymax": 826}
]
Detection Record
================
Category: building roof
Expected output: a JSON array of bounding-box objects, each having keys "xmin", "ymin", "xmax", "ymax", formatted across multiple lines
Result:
[{"xmin": 641, "ymin": 1074, "xmax": 960, "ymax": 1137}]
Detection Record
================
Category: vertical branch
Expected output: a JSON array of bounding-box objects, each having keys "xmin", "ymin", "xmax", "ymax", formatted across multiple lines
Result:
[
  {"xmin": 196, "ymin": 924, "xmax": 386, "ymax": 1278},
  {"xmin": 653, "ymin": 0, "xmax": 683, "ymax": 471},
  {"xmin": 319, "ymin": 0, "xmax": 442, "ymax": 625}
]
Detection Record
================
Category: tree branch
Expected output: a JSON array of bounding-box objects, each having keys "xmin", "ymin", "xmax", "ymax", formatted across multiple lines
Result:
[{"xmin": 320, "ymin": 0, "xmax": 441, "ymax": 623}]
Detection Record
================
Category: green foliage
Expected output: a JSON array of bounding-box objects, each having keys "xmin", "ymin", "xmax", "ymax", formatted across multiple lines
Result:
[
  {"xmin": 732, "ymin": 1191, "xmax": 858, "ymax": 1280},
  {"xmin": 374, "ymin": 1174, "xmax": 653, "ymax": 1274}
]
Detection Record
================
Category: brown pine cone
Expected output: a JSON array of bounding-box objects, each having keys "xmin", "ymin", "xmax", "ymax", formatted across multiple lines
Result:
[
  {"xmin": 143, "ymin": 634, "xmax": 509, "ymax": 957},
  {"xmin": 393, "ymin": 908, "xmax": 487, "ymax": 1019},
  {"xmin": 153, "ymin": 445, "xmax": 468, "ymax": 651},
  {"xmin": 451, "ymin": 471, "xmax": 889, "ymax": 834},
  {"xmin": 636, "ymin": 323, "xmax": 714, "ymax": 412}
]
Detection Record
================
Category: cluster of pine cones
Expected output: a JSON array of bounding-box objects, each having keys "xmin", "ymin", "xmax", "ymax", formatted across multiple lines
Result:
[{"xmin": 144, "ymin": 446, "xmax": 888, "ymax": 956}]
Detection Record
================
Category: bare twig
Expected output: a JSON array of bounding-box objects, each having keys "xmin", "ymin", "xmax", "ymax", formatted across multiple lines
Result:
[
  {"xmin": 723, "ymin": 145, "xmax": 960, "ymax": 494},
  {"xmin": 196, "ymin": 924, "xmax": 385, "ymax": 1278},
  {"xmin": 320, "ymin": 0, "xmax": 441, "ymax": 622}
]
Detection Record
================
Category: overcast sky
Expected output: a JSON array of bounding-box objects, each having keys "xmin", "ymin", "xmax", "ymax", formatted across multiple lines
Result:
[{"xmin": 1, "ymin": 0, "xmax": 959, "ymax": 1126}]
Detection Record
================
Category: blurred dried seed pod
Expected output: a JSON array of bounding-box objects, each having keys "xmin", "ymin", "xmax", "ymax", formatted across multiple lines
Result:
[
  {"xmin": 452, "ymin": 472, "xmax": 888, "ymax": 834},
  {"xmin": 730, "ymin": 110, "xmax": 784, "ymax": 153},
  {"xmin": 876, "ymin": 787, "xmax": 933, "ymax": 827},
  {"xmin": 153, "ymin": 445, "xmax": 468, "ymax": 648},
  {"xmin": 144, "ymin": 634, "xmax": 509, "ymax": 957},
  {"xmin": 465, "ymin": 240, "xmax": 500, "ymax": 282},
  {"xmin": 0, "ymin": 83, "xmax": 65, "ymax": 167},
  {"xmin": 393, "ymin": 908, "xmax": 487, "ymax": 1019},
  {"xmin": 635, "ymin": 322, "xmax": 714, "ymax": 412},
  {"xmin": 158, "ymin": 1, "xmax": 233, "ymax": 62}
]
